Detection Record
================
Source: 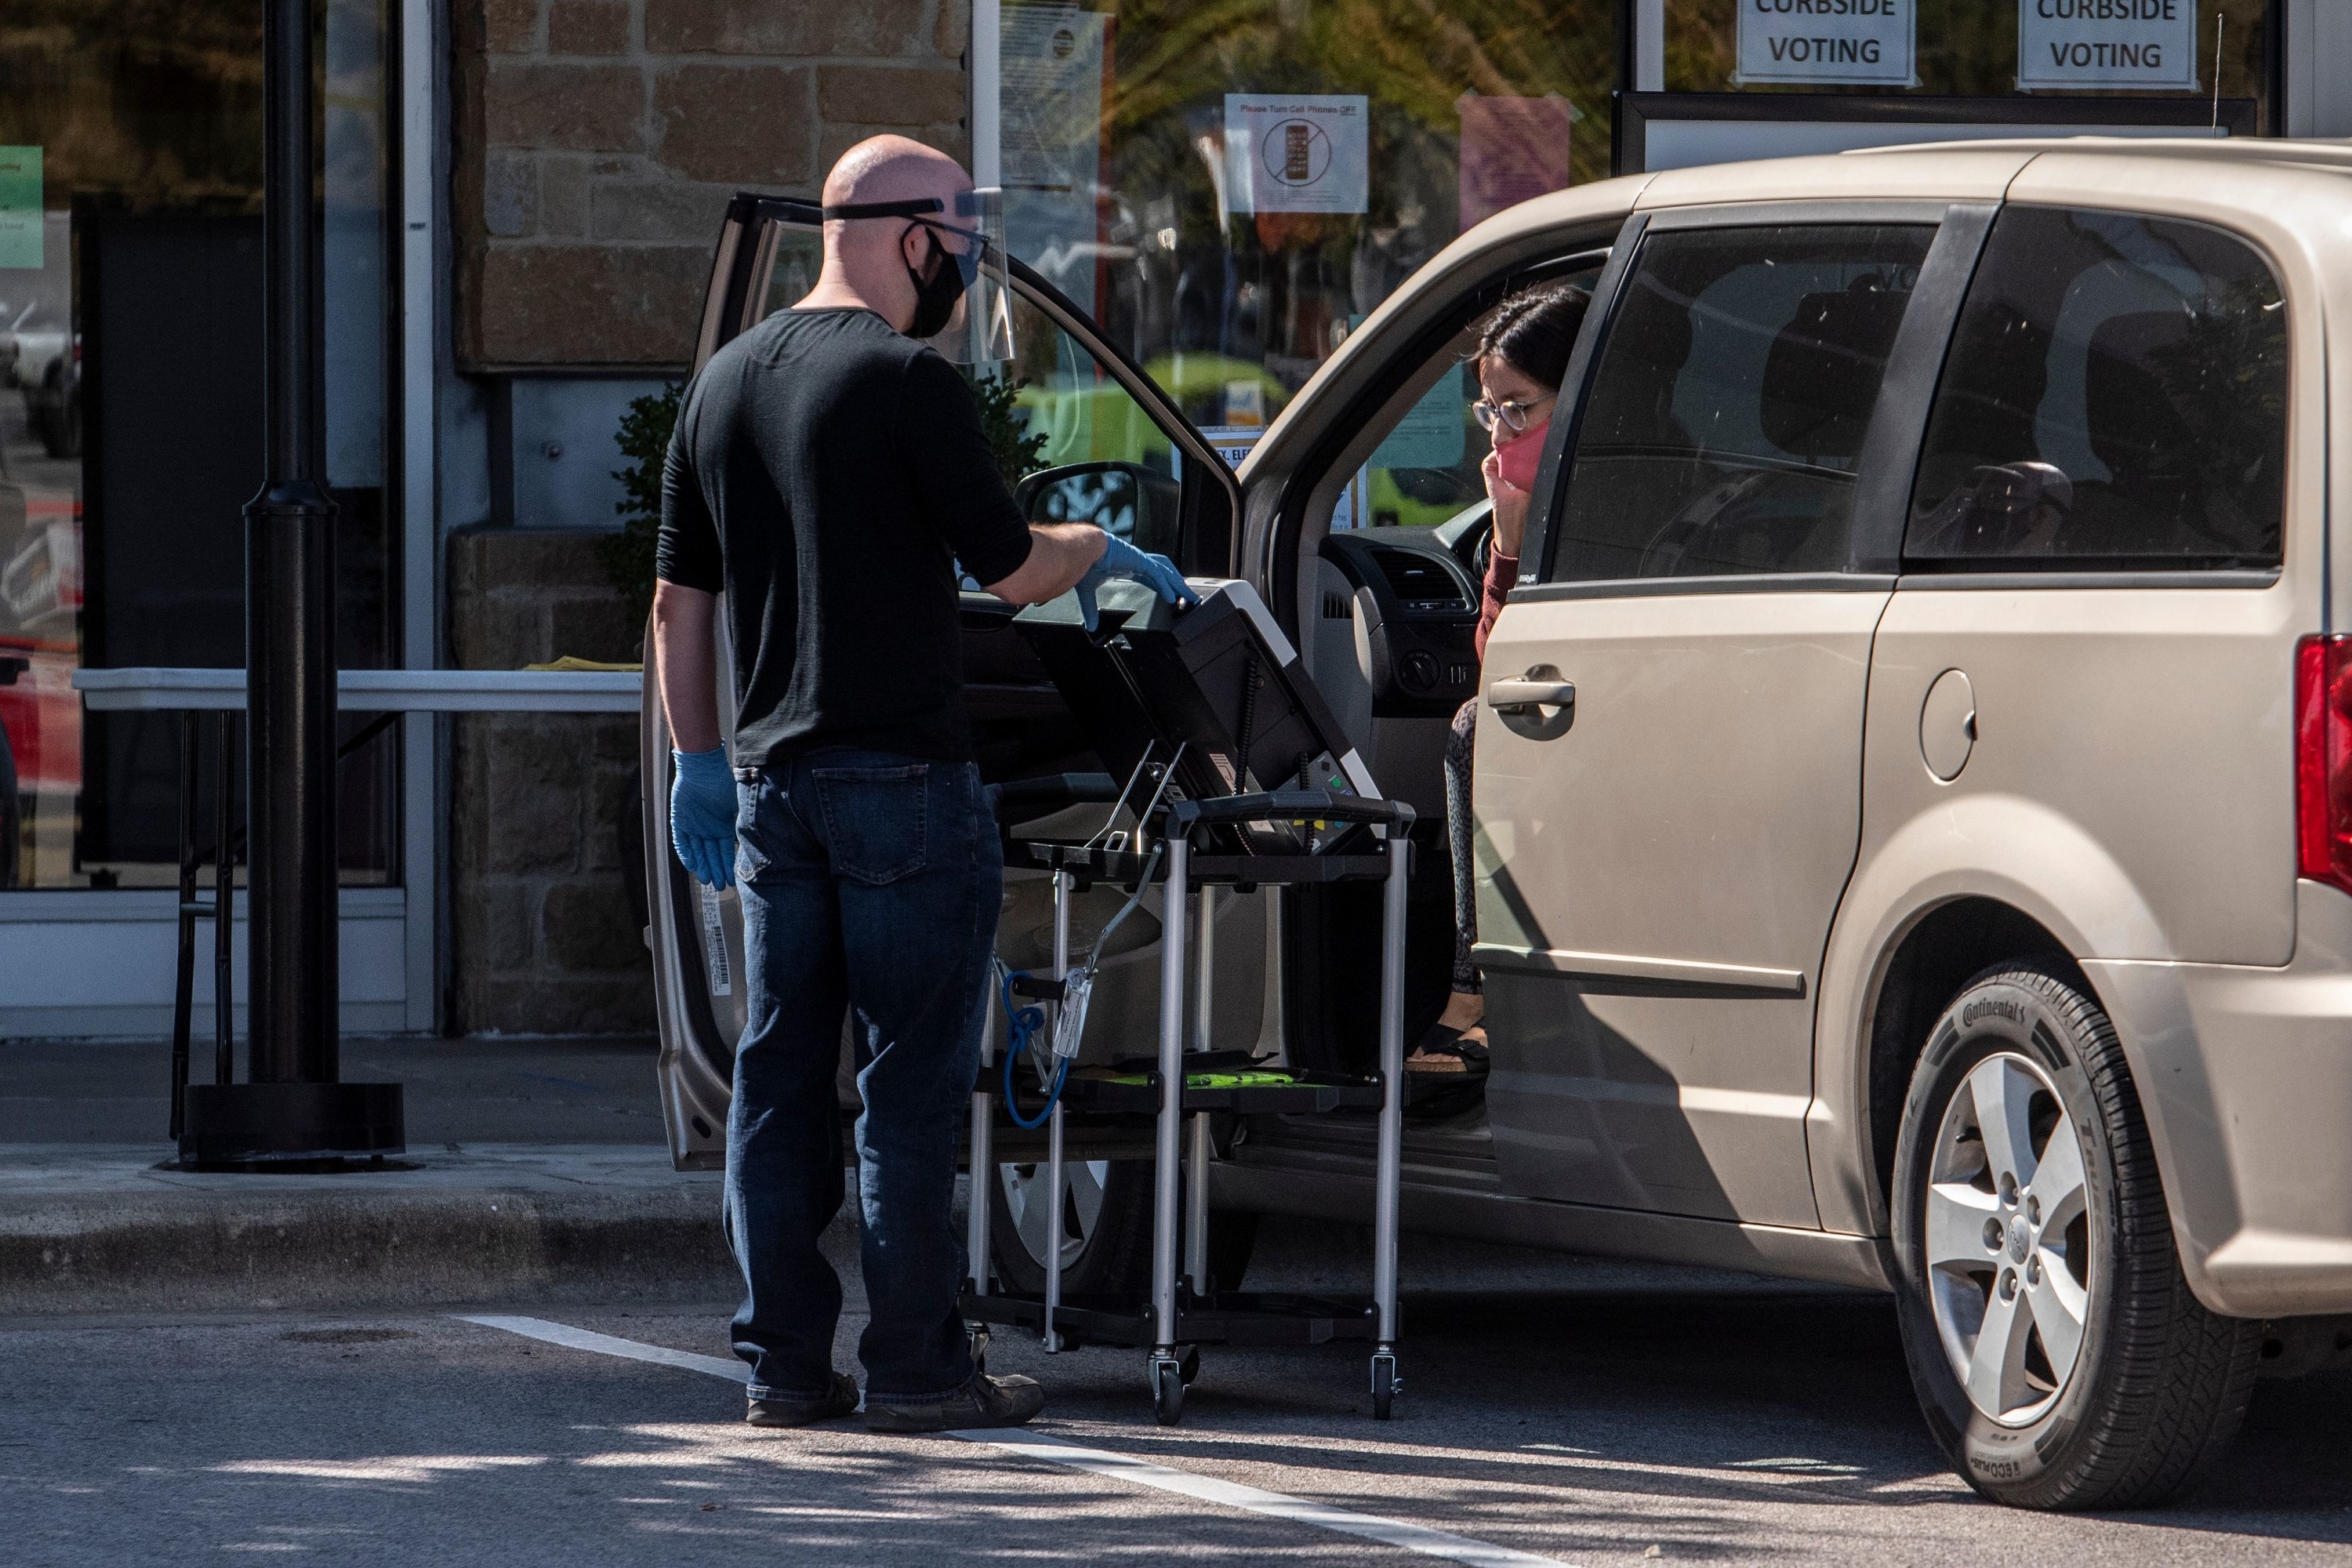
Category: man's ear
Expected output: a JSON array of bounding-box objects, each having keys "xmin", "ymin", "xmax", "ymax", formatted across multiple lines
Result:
[{"xmin": 900, "ymin": 223, "xmax": 934, "ymax": 277}]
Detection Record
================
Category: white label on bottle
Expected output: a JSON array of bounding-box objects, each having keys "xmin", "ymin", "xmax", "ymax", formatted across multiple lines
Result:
[{"xmin": 699, "ymin": 884, "xmax": 732, "ymax": 997}]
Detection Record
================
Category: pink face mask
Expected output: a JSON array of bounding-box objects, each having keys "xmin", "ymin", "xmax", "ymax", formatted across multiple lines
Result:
[{"xmin": 1493, "ymin": 416, "xmax": 1551, "ymax": 494}]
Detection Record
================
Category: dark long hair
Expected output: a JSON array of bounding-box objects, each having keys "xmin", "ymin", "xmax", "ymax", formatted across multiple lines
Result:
[{"xmin": 1475, "ymin": 281, "xmax": 1590, "ymax": 394}]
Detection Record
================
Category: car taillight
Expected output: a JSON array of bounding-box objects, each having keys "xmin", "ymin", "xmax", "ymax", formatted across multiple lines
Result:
[{"xmin": 2295, "ymin": 634, "xmax": 2352, "ymax": 892}]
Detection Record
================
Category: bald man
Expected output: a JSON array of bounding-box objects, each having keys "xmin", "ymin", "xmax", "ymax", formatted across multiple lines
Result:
[{"xmin": 652, "ymin": 136, "xmax": 1189, "ymax": 1432}]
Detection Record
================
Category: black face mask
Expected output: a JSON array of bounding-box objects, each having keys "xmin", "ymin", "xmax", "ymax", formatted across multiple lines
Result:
[{"xmin": 903, "ymin": 226, "xmax": 968, "ymax": 340}]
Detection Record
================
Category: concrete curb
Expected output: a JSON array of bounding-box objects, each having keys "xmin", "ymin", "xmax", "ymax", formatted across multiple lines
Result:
[
  {"xmin": 0, "ymin": 1145, "xmax": 745, "ymax": 1316},
  {"xmin": 3, "ymin": 1142, "xmax": 1826, "ymax": 1319}
]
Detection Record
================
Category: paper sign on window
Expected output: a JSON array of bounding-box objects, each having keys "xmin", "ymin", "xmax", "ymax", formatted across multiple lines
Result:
[
  {"xmin": 0, "ymin": 147, "xmax": 41, "ymax": 270},
  {"xmin": 1222, "ymin": 96, "xmax": 1369, "ymax": 216},
  {"xmin": 2016, "ymin": 0, "xmax": 2198, "ymax": 90},
  {"xmin": 1001, "ymin": 4, "xmax": 1110, "ymax": 314},
  {"xmin": 1372, "ymin": 365, "xmax": 1469, "ymax": 471},
  {"xmin": 1737, "ymin": 0, "xmax": 1915, "ymax": 86},
  {"xmin": 1458, "ymin": 96, "xmax": 1579, "ymax": 230}
]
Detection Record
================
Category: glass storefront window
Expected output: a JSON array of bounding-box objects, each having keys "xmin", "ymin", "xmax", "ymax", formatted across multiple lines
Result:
[
  {"xmin": 996, "ymin": 0, "xmax": 1618, "ymax": 492},
  {"xmin": 0, "ymin": 2, "xmax": 397, "ymax": 889}
]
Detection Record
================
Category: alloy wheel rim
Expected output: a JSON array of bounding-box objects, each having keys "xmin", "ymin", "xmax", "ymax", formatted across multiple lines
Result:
[
  {"xmin": 1924, "ymin": 1050, "xmax": 2095, "ymax": 1427},
  {"xmin": 1000, "ymin": 1160, "xmax": 1109, "ymax": 1269}
]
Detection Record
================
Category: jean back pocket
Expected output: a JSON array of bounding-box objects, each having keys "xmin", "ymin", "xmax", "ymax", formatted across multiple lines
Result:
[{"xmin": 810, "ymin": 764, "xmax": 930, "ymax": 885}]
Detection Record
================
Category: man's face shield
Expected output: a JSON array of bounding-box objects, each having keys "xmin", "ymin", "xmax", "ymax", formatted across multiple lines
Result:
[{"xmin": 821, "ymin": 187, "xmax": 1014, "ymax": 365}]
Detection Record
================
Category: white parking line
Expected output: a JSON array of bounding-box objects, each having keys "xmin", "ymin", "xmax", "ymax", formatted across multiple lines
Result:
[
  {"xmin": 953, "ymin": 1427, "xmax": 1571, "ymax": 1568},
  {"xmin": 456, "ymin": 1313, "xmax": 1574, "ymax": 1568},
  {"xmin": 456, "ymin": 1314, "xmax": 748, "ymax": 1380}
]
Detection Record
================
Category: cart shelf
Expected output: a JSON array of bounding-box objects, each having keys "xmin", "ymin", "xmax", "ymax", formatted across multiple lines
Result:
[
  {"xmin": 989, "ymin": 1064, "xmax": 1385, "ymax": 1117},
  {"xmin": 960, "ymin": 1288, "xmax": 1377, "ymax": 1352}
]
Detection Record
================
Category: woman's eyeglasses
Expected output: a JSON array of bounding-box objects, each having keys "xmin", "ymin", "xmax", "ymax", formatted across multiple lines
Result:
[{"xmin": 1471, "ymin": 394, "xmax": 1553, "ymax": 434}]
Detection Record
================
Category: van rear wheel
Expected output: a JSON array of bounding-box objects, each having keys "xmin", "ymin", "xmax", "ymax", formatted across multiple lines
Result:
[
  {"xmin": 988, "ymin": 1159, "xmax": 1152, "ymax": 1298},
  {"xmin": 1890, "ymin": 963, "xmax": 2261, "ymax": 1509},
  {"xmin": 985, "ymin": 1156, "xmax": 1258, "ymax": 1299}
]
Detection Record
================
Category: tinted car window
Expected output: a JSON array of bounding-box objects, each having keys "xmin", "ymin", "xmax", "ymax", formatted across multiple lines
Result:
[
  {"xmin": 1548, "ymin": 223, "xmax": 1934, "ymax": 583},
  {"xmin": 1904, "ymin": 206, "xmax": 2287, "ymax": 572}
]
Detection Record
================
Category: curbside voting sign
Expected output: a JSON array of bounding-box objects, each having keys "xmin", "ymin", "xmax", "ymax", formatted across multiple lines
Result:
[
  {"xmin": 1737, "ymin": 0, "xmax": 1915, "ymax": 86},
  {"xmin": 2017, "ymin": 0, "xmax": 2198, "ymax": 90}
]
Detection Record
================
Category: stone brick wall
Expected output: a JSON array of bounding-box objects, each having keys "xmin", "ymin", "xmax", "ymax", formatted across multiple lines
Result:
[
  {"xmin": 447, "ymin": 528, "xmax": 651, "ymax": 1033},
  {"xmin": 440, "ymin": 1, "xmax": 971, "ymax": 1033},
  {"xmin": 453, "ymin": 0, "xmax": 972, "ymax": 368}
]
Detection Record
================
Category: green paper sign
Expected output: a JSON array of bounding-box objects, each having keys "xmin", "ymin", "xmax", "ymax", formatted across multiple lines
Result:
[{"xmin": 0, "ymin": 147, "xmax": 42, "ymax": 270}]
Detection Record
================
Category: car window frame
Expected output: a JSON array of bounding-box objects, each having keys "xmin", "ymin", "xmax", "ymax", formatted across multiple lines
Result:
[
  {"xmin": 1312, "ymin": 246, "xmax": 1615, "ymax": 539},
  {"xmin": 1519, "ymin": 201, "xmax": 1996, "ymax": 601},
  {"xmin": 1254, "ymin": 224, "xmax": 1626, "ymax": 644}
]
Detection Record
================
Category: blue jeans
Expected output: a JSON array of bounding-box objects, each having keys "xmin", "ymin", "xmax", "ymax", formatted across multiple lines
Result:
[{"xmin": 724, "ymin": 749, "xmax": 1001, "ymax": 1403}]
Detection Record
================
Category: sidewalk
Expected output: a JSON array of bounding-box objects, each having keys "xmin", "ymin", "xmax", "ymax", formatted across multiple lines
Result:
[
  {"xmin": 0, "ymin": 1036, "xmax": 757, "ymax": 1317},
  {"xmin": 2, "ymin": 1037, "xmax": 1784, "ymax": 1318}
]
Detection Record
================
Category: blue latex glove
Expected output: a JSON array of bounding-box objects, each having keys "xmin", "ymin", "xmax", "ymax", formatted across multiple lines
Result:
[
  {"xmin": 670, "ymin": 746, "xmax": 738, "ymax": 890},
  {"xmin": 1075, "ymin": 534, "xmax": 1197, "ymax": 632}
]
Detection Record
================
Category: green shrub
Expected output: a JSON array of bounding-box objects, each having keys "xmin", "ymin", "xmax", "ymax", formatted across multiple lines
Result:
[
  {"xmin": 971, "ymin": 370, "xmax": 1047, "ymax": 491},
  {"xmin": 593, "ymin": 381, "xmax": 681, "ymax": 641}
]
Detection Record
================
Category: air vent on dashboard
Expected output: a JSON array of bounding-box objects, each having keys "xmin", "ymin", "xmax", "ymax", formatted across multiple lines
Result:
[{"xmin": 1369, "ymin": 547, "xmax": 1469, "ymax": 611}]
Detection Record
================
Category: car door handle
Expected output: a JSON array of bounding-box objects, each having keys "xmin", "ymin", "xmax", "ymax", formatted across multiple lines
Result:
[{"xmin": 1487, "ymin": 678, "xmax": 1576, "ymax": 715}]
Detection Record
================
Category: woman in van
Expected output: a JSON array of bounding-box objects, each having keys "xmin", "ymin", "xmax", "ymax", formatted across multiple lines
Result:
[{"xmin": 1407, "ymin": 281, "xmax": 1588, "ymax": 1078}]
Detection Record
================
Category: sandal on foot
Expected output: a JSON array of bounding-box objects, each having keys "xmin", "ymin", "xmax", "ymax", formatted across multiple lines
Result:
[
  {"xmin": 1407, "ymin": 1022, "xmax": 1471, "ymax": 1071},
  {"xmin": 1407, "ymin": 1023, "xmax": 1490, "ymax": 1073}
]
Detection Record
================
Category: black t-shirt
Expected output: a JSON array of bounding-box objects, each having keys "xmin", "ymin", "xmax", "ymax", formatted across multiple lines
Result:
[{"xmin": 655, "ymin": 307, "xmax": 1034, "ymax": 767}]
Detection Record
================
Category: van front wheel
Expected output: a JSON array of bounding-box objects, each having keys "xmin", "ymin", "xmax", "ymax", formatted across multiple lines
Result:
[{"xmin": 1890, "ymin": 963, "xmax": 2260, "ymax": 1510}]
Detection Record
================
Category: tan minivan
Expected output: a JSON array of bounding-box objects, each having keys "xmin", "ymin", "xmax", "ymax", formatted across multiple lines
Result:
[{"xmin": 647, "ymin": 139, "xmax": 2352, "ymax": 1510}]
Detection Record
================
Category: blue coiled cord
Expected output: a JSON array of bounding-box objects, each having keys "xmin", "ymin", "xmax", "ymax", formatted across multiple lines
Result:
[
  {"xmin": 998, "ymin": 966, "xmax": 1065, "ymax": 1129},
  {"xmin": 994, "ymin": 841, "xmax": 1162, "ymax": 1132}
]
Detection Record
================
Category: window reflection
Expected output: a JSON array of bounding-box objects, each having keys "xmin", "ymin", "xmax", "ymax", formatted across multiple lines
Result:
[
  {"xmin": 999, "ymin": 0, "xmax": 1619, "ymax": 486},
  {"xmin": 0, "ymin": 1, "xmax": 395, "ymax": 889}
]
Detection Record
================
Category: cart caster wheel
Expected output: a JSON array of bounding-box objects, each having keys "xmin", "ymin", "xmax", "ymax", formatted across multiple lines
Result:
[
  {"xmin": 1152, "ymin": 1356, "xmax": 1187, "ymax": 1425},
  {"xmin": 1370, "ymin": 1352, "xmax": 1399, "ymax": 1421},
  {"xmin": 1178, "ymin": 1346, "xmax": 1200, "ymax": 1387}
]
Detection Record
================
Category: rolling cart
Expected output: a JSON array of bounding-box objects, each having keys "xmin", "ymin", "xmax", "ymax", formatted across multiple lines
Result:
[
  {"xmin": 962, "ymin": 788, "xmax": 1414, "ymax": 1424},
  {"xmin": 956, "ymin": 572, "xmax": 1419, "ymax": 1425}
]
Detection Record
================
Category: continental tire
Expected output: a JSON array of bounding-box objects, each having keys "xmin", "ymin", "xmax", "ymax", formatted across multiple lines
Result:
[{"xmin": 1889, "ymin": 963, "xmax": 2261, "ymax": 1509}]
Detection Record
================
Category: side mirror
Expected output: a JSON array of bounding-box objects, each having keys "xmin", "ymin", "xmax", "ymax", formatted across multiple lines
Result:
[{"xmin": 1012, "ymin": 461, "xmax": 1181, "ymax": 558}]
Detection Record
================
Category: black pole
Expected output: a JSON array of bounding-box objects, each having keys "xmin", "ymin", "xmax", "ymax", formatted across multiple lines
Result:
[
  {"xmin": 245, "ymin": 0, "xmax": 339, "ymax": 1089},
  {"xmin": 1610, "ymin": 0, "xmax": 1635, "ymax": 178},
  {"xmin": 168, "ymin": 713, "xmax": 197, "ymax": 1142},
  {"xmin": 180, "ymin": 0, "xmax": 401, "ymax": 1166}
]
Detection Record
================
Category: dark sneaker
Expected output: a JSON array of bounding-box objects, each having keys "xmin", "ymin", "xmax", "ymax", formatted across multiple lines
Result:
[
  {"xmin": 863, "ymin": 1372, "xmax": 1045, "ymax": 1433},
  {"xmin": 746, "ymin": 1371, "xmax": 859, "ymax": 1428}
]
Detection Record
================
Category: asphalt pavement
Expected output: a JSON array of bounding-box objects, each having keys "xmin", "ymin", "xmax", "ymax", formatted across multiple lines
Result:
[
  {"xmin": 6, "ymin": 1284, "xmax": 2349, "ymax": 1566},
  {"xmin": 8, "ymin": 1036, "xmax": 2349, "ymax": 1561}
]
